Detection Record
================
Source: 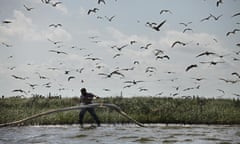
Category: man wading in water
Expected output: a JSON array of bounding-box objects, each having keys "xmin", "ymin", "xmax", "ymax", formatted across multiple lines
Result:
[{"xmin": 79, "ymin": 88, "xmax": 101, "ymax": 128}]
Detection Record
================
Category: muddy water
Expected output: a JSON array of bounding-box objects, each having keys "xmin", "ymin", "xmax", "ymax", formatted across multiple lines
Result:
[{"xmin": 0, "ymin": 124, "xmax": 239, "ymax": 144}]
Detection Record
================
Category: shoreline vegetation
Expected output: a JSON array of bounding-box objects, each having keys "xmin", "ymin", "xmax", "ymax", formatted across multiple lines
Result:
[{"xmin": 0, "ymin": 96, "xmax": 240, "ymax": 126}]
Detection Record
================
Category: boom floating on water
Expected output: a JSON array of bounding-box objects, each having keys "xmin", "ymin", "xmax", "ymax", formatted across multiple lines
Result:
[{"xmin": 0, "ymin": 103, "xmax": 145, "ymax": 127}]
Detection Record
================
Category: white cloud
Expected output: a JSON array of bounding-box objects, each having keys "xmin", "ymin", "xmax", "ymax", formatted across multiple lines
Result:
[
  {"xmin": 46, "ymin": 28, "xmax": 72, "ymax": 42},
  {"xmin": 0, "ymin": 10, "xmax": 41, "ymax": 41},
  {"xmin": 0, "ymin": 10, "xmax": 72, "ymax": 42}
]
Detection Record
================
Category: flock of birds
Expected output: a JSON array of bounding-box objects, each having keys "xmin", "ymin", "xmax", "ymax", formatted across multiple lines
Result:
[{"xmin": 1, "ymin": 0, "xmax": 240, "ymax": 98}]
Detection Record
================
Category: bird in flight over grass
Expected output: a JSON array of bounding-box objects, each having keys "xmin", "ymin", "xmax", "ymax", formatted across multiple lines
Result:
[{"xmin": 12, "ymin": 89, "xmax": 27, "ymax": 95}]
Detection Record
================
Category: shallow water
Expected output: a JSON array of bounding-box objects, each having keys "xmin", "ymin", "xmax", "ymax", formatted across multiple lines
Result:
[{"xmin": 0, "ymin": 124, "xmax": 239, "ymax": 144}]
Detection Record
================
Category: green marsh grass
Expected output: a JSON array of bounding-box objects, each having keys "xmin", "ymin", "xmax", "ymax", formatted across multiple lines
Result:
[{"xmin": 0, "ymin": 96, "xmax": 240, "ymax": 125}]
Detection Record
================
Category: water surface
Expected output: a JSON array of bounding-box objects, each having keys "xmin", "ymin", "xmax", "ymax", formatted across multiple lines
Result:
[{"xmin": 0, "ymin": 124, "xmax": 239, "ymax": 144}]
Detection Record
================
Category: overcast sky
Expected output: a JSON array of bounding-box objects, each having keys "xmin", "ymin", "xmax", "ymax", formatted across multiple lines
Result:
[{"xmin": 0, "ymin": 0, "xmax": 240, "ymax": 98}]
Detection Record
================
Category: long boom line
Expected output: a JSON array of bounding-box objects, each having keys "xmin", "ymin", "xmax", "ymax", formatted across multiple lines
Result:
[{"xmin": 0, "ymin": 103, "xmax": 145, "ymax": 127}]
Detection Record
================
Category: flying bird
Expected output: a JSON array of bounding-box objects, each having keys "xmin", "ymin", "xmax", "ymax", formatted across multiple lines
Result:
[
  {"xmin": 11, "ymin": 75, "xmax": 28, "ymax": 80},
  {"xmin": 196, "ymin": 51, "xmax": 217, "ymax": 57},
  {"xmin": 138, "ymin": 87, "xmax": 148, "ymax": 92},
  {"xmin": 216, "ymin": 89, "xmax": 225, "ymax": 96},
  {"xmin": 124, "ymin": 80, "xmax": 144, "ymax": 85},
  {"xmin": 26, "ymin": 83, "xmax": 38, "ymax": 89},
  {"xmin": 98, "ymin": 0, "xmax": 106, "ymax": 4},
  {"xmin": 171, "ymin": 41, "xmax": 186, "ymax": 48},
  {"xmin": 200, "ymin": 61, "xmax": 224, "ymax": 65},
  {"xmin": 98, "ymin": 70, "xmax": 124, "ymax": 78},
  {"xmin": 36, "ymin": 72, "xmax": 48, "ymax": 79},
  {"xmin": 219, "ymin": 78, "xmax": 240, "ymax": 84},
  {"xmin": 105, "ymin": 15, "xmax": 115, "ymax": 22},
  {"xmin": 68, "ymin": 76, "xmax": 75, "ymax": 81},
  {"xmin": 183, "ymin": 28, "xmax": 193, "ymax": 33},
  {"xmin": 49, "ymin": 50, "xmax": 68, "ymax": 55},
  {"xmin": 200, "ymin": 14, "xmax": 212, "ymax": 22},
  {"xmin": 156, "ymin": 55, "xmax": 170, "ymax": 60},
  {"xmin": 233, "ymin": 93, "xmax": 240, "ymax": 97},
  {"xmin": 49, "ymin": 23, "xmax": 62, "ymax": 28},
  {"xmin": 191, "ymin": 77, "xmax": 206, "ymax": 81},
  {"xmin": 140, "ymin": 43, "xmax": 152, "ymax": 49},
  {"xmin": 47, "ymin": 38, "xmax": 62, "ymax": 45},
  {"xmin": 1, "ymin": 42, "xmax": 12, "ymax": 47},
  {"xmin": 113, "ymin": 53, "xmax": 121, "ymax": 59},
  {"xmin": 226, "ymin": 29, "xmax": 240, "ymax": 36},
  {"xmin": 113, "ymin": 44, "xmax": 128, "ymax": 51},
  {"xmin": 179, "ymin": 22, "xmax": 192, "ymax": 27},
  {"xmin": 145, "ymin": 22, "xmax": 157, "ymax": 28},
  {"xmin": 2, "ymin": 20, "xmax": 12, "ymax": 24},
  {"xmin": 216, "ymin": 0, "xmax": 223, "ymax": 7},
  {"xmin": 52, "ymin": 1, "xmax": 62, "ymax": 7},
  {"xmin": 232, "ymin": 72, "xmax": 240, "ymax": 79},
  {"xmin": 12, "ymin": 89, "xmax": 27, "ymax": 94},
  {"xmin": 232, "ymin": 12, "xmax": 240, "ymax": 17},
  {"xmin": 185, "ymin": 64, "xmax": 198, "ymax": 72},
  {"xmin": 23, "ymin": 4, "xmax": 34, "ymax": 11},
  {"xmin": 88, "ymin": 8, "xmax": 99, "ymax": 15},
  {"xmin": 41, "ymin": 0, "xmax": 51, "ymax": 4},
  {"xmin": 152, "ymin": 20, "xmax": 166, "ymax": 31},
  {"xmin": 211, "ymin": 14, "xmax": 223, "ymax": 20},
  {"xmin": 76, "ymin": 68, "xmax": 84, "ymax": 73},
  {"xmin": 130, "ymin": 40, "xmax": 137, "ymax": 45},
  {"xmin": 154, "ymin": 49, "xmax": 164, "ymax": 56},
  {"xmin": 145, "ymin": 66, "xmax": 156, "ymax": 73},
  {"xmin": 160, "ymin": 9, "xmax": 172, "ymax": 15},
  {"xmin": 85, "ymin": 57, "xmax": 101, "ymax": 61}
]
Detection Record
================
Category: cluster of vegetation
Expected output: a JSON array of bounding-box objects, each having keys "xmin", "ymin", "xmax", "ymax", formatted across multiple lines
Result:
[{"xmin": 0, "ymin": 96, "xmax": 240, "ymax": 125}]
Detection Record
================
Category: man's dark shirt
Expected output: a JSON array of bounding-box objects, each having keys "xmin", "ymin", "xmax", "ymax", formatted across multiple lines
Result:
[{"xmin": 80, "ymin": 93, "xmax": 95, "ymax": 104}]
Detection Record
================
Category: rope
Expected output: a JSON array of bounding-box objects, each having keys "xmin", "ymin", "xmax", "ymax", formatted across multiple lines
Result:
[{"xmin": 0, "ymin": 103, "xmax": 145, "ymax": 127}]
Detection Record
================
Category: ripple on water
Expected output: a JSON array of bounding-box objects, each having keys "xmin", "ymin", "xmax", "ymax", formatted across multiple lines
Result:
[{"xmin": 133, "ymin": 137, "xmax": 156, "ymax": 143}]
